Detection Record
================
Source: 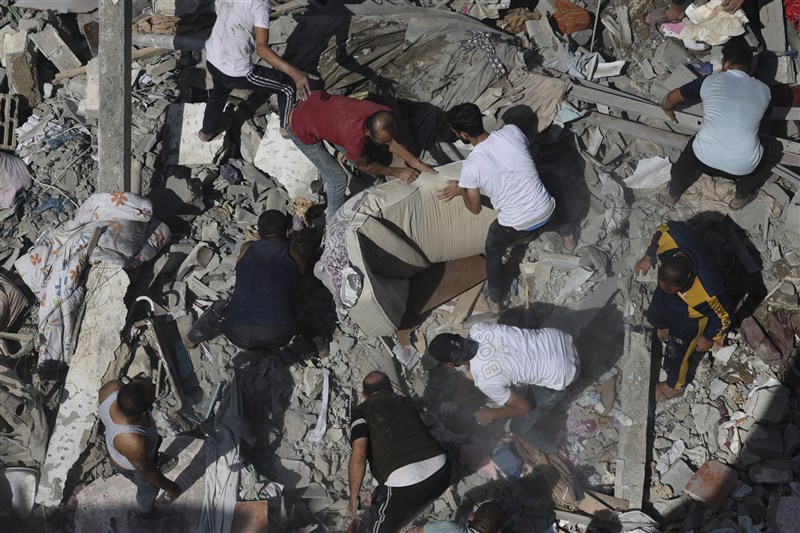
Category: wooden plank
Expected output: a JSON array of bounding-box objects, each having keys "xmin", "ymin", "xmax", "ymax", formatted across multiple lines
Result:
[{"xmin": 450, "ymin": 282, "xmax": 484, "ymax": 324}]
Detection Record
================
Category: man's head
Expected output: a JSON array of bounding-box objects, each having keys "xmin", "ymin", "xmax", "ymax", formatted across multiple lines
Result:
[
  {"xmin": 257, "ymin": 210, "xmax": 287, "ymax": 240},
  {"xmin": 365, "ymin": 110, "xmax": 397, "ymax": 146},
  {"xmin": 658, "ymin": 254, "xmax": 692, "ymax": 293},
  {"xmin": 722, "ymin": 36, "xmax": 753, "ymax": 72},
  {"xmin": 428, "ymin": 333, "xmax": 479, "ymax": 366},
  {"xmin": 117, "ymin": 379, "xmax": 156, "ymax": 417},
  {"xmin": 469, "ymin": 501, "xmax": 507, "ymax": 533},
  {"xmin": 362, "ymin": 371, "xmax": 392, "ymax": 398},
  {"xmin": 446, "ymin": 103, "xmax": 486, "ymax": 144}
]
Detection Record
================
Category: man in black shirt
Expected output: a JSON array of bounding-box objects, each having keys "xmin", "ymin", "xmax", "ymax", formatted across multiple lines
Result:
[{"xmin": 349, "ymin": 371, "xmax": 451, "ymax": 532}]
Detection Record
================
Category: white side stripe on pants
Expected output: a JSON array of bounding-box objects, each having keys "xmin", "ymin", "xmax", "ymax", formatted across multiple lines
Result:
[
  {"xmin": 245, "ymin": 70, "xmax": 294, "ymax": 127},
  {"xmin": 373, "ymin": 486, "xmax": 391, "ymax": 533}
]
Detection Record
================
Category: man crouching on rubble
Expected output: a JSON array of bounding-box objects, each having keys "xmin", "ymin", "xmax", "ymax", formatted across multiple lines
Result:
[
  {"xmin": 348, "ymin": 371, "xmax": 451, "ymax": 532},
  {"xmin": 634, "ymin": 220, "xmax": 734, "ymax": 402},
  {"xmin": 98, "ymin": 378, "xmax": 181, "ymax": 519},
  {"xmin": 438, "ymin": 103, "xmax": 572, "ymax": 314},
  {"xmin": 184, "ymin": 210, "xmax": 329, "ymax": 356},
  {"xmin": 428, "ymin": 323, "xmax": 580, "ymax": 452}
]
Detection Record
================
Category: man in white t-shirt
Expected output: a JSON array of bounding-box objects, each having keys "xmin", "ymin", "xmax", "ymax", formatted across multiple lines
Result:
[
  {"xmin": 200, "ymin": 0, "xmax": 317, "ymax": 141},
  {"xmin": 428, "ymin": 322, "xmax": 580, "ymax": 452},
  {"xmin": 438, "ymin": 103, "xmax": 568, "ymax": 313},
  {"xmin": 660, "ymin": 36, "xmax": 771, "ymax": 210}
]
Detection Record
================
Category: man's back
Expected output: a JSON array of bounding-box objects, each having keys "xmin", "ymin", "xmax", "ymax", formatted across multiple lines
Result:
[
  {"xmin": 459, "ymin": 125, "xmax": 555, "ymax": 230},
  {"xmin": 693, "ymin": 70, "xmax": 770, "ymax": 175},
  {"xmin": 468, "ymin": 323, "xmax": 579, "ymax": 404}
]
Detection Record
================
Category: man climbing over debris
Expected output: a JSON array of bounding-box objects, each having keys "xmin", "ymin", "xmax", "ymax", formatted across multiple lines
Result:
[
  {"xmin": 198, "ymin": 0, "xmax": 316, "ymax": 141},
  {"xmin": 660, "ymin": 36, "xmax": 772, "ymax": 210},
  {"xmin": 287, "ymin": 90, "xmax": 437, "ymax": 216},
  {"xmin": 348, "ymin": 371, "xmax": 451, "ymax": 532},
  {"xmin": 414, "ymin": 500, "xmax": 507, "ymax": 533},
  {"xmin": 428, "ymin": 322, "xmax": 580, "ymax": 452},
  {"xmin": 98, "ymin": 378, "xmax": 180, "ymax": 519},
  {"xmin": 437, "ymin": 103, "xmax": 570, "ymax": 314},
  {"xmin": 184, "ymin": 210, "xmax": 329, "ymax": 356},
  {"xmin": 634, "ymin": 220, "xmax": 734, "ymax": 401}
]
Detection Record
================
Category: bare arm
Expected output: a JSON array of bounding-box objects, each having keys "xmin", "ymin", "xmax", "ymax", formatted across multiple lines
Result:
[
  {"xmin": 475, "ymin": 390, "xmax": 531, "ymax": 425},
  {"xmin": 660, "ymin": 88, "xmax": 685, "ymax": 123},
  {"xmin": 254, "ymin": 27, "xmax": 316, "ymax": 100},
  {"xmin": 115, "ymin": 433, "xmax": 181, "ymax": 499},
  {"xmin": 388, "ymin": 139, "xmax": 437, "ymax": 174},
  {"xmin": 462, "ymin": 187, "xmax": 482, "ymax": 215},
  {"xmin": 348, "ymin": 437, "xmax": 369, "ymax": 518},
  {"xmin": 288, "ymin": 228, "xmax": 317, "ymax": 274},
  {"xmin": 352, "ymin": 156, "xmax": 420, "ymax": 183}
]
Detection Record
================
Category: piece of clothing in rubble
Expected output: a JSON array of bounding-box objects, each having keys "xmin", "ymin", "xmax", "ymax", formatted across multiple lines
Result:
[
  {"xmin": 468, "ymin": 322, "xmax": 579, "ymax": 452},
  {"xmin": 459, "ymin": 30, "xmax": 508, "ymax": 79},
  {"xmin": 351, "ymin": 389, "xmax": 451, "ymax": 532},
  {"xmin": 0, "ymin": 151, "xmax": 32, "ymax": 208},
  {"xmin": 289, "ymin": 91, "xmax": 392, "ymax": 214},
  {"xmin": 644, "ymin": 221, "xmax": 733, "ymax": 389},
  {"xmin": 669, "ymin": 69, "xmax": 771, "ymax": 201},
  {"xmin": 14, "ymin": 193, "xmax": 170, "ymax": 369},
  {"xmin": 202, "ymin": 0, "xmax": 295, "ymax": 132},
  {"xmin": 458, "ymin": 124, "xmax": 556, "ymax": 302}
]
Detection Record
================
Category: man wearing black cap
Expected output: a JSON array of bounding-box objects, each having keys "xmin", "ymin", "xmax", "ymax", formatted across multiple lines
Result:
[
  {"xmin": 428, "ymin": 322, "xmax": 579, "ymax": 452},
  {"xmin": 348, "ymin": 371, "xmax": 451, "ymax": 532}
]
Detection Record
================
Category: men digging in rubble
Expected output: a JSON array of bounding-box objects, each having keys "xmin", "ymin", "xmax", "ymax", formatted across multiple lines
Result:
[
  {"xmin": 414, "ymin": 500, "xmax": 507, "ymax": 533},
  {"xmin": 634, "ymin": 220, "xmax": 733, "ymax": 401},
  {"xmin": 438, "ymin": 103, "xmax": 571, "ymax": 314},
  {"xmin": 287, "ymin": 90, "xmax": 437, "ymax": 215},
  {"xmin": 98, "ymin": 378, "xmax": 181, "ymax": 519},
  {"xmin": 348, "ymin": 371, "xmax": 452, "ymax": 532},
  {"xmin": 660, "ymin": 36, "xmax": 772, "ymax": 210},
  {"xmin": 428, "ymin": 322, "xmax": 580, "ymax": 453},
  {"xmin": 198, "ymin": 0, "xmax": 316, "ymax": 141},
  {"xmin": 184, "ymin": 210, "xmax": 329, "ymax": 356}
]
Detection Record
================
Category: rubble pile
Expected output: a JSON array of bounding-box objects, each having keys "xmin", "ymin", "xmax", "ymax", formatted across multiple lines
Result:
[{"xmin": 0, "ymin": 0, "xmax": 798, "ymax": 532}]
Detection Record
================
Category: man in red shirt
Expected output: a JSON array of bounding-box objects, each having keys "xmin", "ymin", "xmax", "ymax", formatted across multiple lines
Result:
[{"xmin": 288, "ymin": 91, "xmax": 436, "ymax": 215}]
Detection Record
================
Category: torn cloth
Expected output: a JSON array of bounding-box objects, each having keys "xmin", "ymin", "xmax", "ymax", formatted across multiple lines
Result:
[
  {"xmin": 459, "ymin": 30, "xmax": 508, "ymax": 79},
  {"xmin": 677, "ymin": 175, "xmax": 782, "ymax": 218},
  {"xmin": 0, "ymin": 152, "xmax": 32, "ymax": 208},
  {"xmin": 14, "ymin": 192, "xmax": 170, "ymax": 367}
]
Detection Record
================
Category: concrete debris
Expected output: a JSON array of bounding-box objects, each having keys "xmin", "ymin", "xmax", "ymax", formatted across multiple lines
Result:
[{"xmin": 684, "ymin": 460, "xmax": 738, "ymax": 508}]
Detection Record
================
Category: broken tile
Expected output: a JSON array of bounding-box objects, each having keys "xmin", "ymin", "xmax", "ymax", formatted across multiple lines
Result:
[{"xmin": 684, "ymin": 460, "xmax": 738, "ymax": 508}]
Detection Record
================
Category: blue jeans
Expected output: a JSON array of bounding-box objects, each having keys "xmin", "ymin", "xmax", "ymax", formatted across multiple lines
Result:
[
  {"xmin": 509, "ymin": 385, "xmax": 567, "ymax": 453},
  {"xmin": 288, "ymin": 132, "xmax": 350, "ymax": 216},
  {"xmin": 116, "ymin": 468, "xmax": 159, "ymax": 514}
]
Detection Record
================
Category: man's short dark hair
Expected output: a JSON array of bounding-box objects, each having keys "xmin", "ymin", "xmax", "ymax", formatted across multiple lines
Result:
[
  {"xmin": 658, "ymin": 255, "xmax": 692, "ymax": 288},
  {"xmin": 366, "ymin": 110, "xmax": 397, "ymax": 139},
  {"xmin": 258, "ymin": 210, "xmax": 287, "ymax": 238},
  {"xmin": 363, "ymin": 371, "xmax": 392, "ymax": 396},
  {"xmin": 117, "ymin": 380, "xmax": 153, "ymax": 416},
  {"xmin": 428, "ymin": 333, "xmax": 478, "ymax": 364},
  {"xmin": 446, "ymin": 103, "xmax": 485, "ymax": 137},
  {"xmin": 470, "ymin": 501, "xmax": 507, "ymax": 533},
  {"xmin": 722, "ymin": 36, "xmax": 753, "ymax": 69}
]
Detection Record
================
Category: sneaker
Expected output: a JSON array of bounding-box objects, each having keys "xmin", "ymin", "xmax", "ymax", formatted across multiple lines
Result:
[
  {"xmin": 157, "ymin": 454, "xmax": 178, "ymax": 474},
  {"xmin": 197, "ymin": 117, "xmax": 230, "ymax": 142},
  {"xmin": 729, "ymin": 194, "xmax": 756, "ymax": 211},
  {"xmin": 182, "ymin": 333, "xmax": 198, "ymax": 350},
  {"xmin": 486, "ymin": 295, "xmax": 505, "ymax": 315}
]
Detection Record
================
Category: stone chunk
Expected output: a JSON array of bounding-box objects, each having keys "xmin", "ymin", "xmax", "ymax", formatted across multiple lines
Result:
[
  {"xmin": 744, "ymin": 383, "xmax": 789, "ymax": 423},
  {"xmin": 253, "ymin": 112, "xmax": 319, "ymax": 199},
  {"xmin": 661, "ymin": 459, "xmax": 694, "ymax": 494},
  {"xmin": 743, "ymin": 423, "xmax": 784, "ymax": 459},
  {"xmin": 740, "ymin": 317, "xmax": 783, "ymax": 366},
  {"xmin": 684, "ymin": 460, "xmax": 737, "ymax": 508},
  {"xmin": 161, "ymin": 103, "xmax": 225, "ymax": 166},
  {"xmin": 748, "ymin": 462, "xmax": 792, "ymax": 484},
  {"xmin": 775, "ymin": 495, "xmax": 800, "ymax": 533},
  {"xmin": 30, "ymin": 25, "xmax": 81, "ymax": 72}
]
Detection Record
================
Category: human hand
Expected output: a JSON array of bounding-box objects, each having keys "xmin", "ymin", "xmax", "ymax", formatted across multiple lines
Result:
[
  {"xmin": 474, "ymin": 408, "xmax": 495, "ymax": 426},
  {"xmin": 695, "ymin": 336, "xmax": 713, "ymax": 352},
  {"xmin": 347, "ymin": 498, "xmax": 359, "ymax": 519},
  {"xmin": 657, "ymin": 328, "xmax": 669, "ymax": 342},
  {"xmin": 243, "ymin": 227, "xmax": 260, "ymax": 242},
  {"xmin": 722, "ymin": 0, "xmax": 744, "ymax": 12},
  {"xmin": 393, "ymin": 167, "xmax": 421, "ymax": 184},
  {"xmin": 662, "ymin": 106, "xmax": 678, "ymax": 123},
  {"xmin": 634, "ymin": 255, "xmax": 653, "ymax": 275},
  {"xmin": 436, "ymin": 180, "xmax": 462, "ymax": 202},
  {"xmin": 292, "ymin": 70, "xmax": 319, "ymax": 101},
  {"xmin": 165, "ymin": 481, "xmax": 182, "ymax": 501},
  {"xmin": 410, "ymin": 160, "xmax": 438, "ymax": 175}
]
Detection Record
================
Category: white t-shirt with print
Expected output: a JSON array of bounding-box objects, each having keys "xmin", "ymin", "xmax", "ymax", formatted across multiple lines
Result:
[
  {"xmin": 206, "ymin": 0, "xmax": 271, "ymax": 77},
  {"xmin": 468, "ymin": 322, "xmax": 580, "ymax": 405},
  {"xmin": 458, "ymin": 124, "xmax": 556, "ymax": 230}
]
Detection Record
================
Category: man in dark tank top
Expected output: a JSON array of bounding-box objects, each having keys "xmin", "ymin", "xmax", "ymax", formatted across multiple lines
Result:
[{"xmin": 184, "ymin": 210, "xmax": 328, "ymax": 356}]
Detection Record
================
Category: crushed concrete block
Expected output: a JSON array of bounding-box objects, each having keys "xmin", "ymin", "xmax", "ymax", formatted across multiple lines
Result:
[
  {"xmin": 35, "ymin": 266, "xmax": 130, "ymax": 507},
  {"xmin": 784, "ymin": 424, "xmax": 800, "ymax": 457},
  {"xmin": 2, "ymin": 30, "xmax": 28, "ymax": 65},
  {"xmin": 766, "ymin": 312, "xmax": 796, "ymax": 360},
  {"xmin": 162, "ymin": 103, "xmax": 225, "ymax": 166},
  {"xmin": 253, "ymin": 113, "xmax": 319, "ymax": 199},
  {"xmin": 684, "ymin": 460, "xmax": 737, "ymax": 508},
  {"xmin": 146, "ymin": 56, "xmax": 177, "ymax": 78},
  {"xmin": 30, "ymin": 25, "xmax": 81, "ymax": 72},
  {"xmin": 748, "ymin": 462, "xmax": 792, "ymax": 484},
  {"xmin": 6, "ymin": 51, "xmax": 40, "ymax": 106},
  {"xmin": 239, "ymin": 120, "xmax": 262, "ymax": 163},
  {"xmin": 82, "ymin": 58, "xmax": 98, "ymax": 117},
  {"xmin": 775, "ymin": 495, "xmax": 800, "ymax": 532},
  {"xmin": 661, "ymin": 459, "xmax": 694, "ymax": 493},
  {"xmin": 0, "ymin": 25, "xmax": 16, "ymax": 62},
  {"xmin": 744, "ymin": 384, "xmax": 789, "ymax": 423},
  {"xmin": 740, "ymin": 317, "xmax": 783, "ymax": 366},
  {"xmin": 744, "ymin": 423, "xmax": 784, "ymax": 459}
]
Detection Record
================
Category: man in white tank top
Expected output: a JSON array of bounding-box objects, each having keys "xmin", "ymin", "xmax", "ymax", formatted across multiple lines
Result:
[{"xmin": 98, "ymin": 379, "xmax": 181, "ymax": 518}]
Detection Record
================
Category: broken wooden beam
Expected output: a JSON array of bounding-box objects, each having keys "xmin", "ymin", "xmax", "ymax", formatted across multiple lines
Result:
[{"xmin": 579, "ymin": 112, "xmax": 690, "ymax": 150}]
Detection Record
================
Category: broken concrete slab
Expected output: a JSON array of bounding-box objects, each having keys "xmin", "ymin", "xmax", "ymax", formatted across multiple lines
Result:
[
  {"xmin": 30, "ymin": 25, "xmax": 81, "ymax": 72},
  {"xmin": 744, "ymin": 382, "xmax": 789, "ymax": 423},
  {"xmin": 162, "ymin": 103, "xmax": 225, "ymax": 166},
  {"xmin": 661, "ymin": 459, "xmax": 694, "ymax": 494},
  {"xmin": 684, "ymin": 460, "xmax": 737, "ymax": 508},
  {"xmin": 35, "ymin": 266, "xmax": 130, "ymax": 508},
  {"xmin": 253, "ymin": 112, "xmax": 319, "ymax": 199}
]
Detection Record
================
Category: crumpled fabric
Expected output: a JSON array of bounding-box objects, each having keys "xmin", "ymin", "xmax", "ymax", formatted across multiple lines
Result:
[
  {"xmin": 314, "ymin": 191, "xmax": 369, "ymax": 334},
  {"xmin": 459, "ymin": 30, "xmax": 508, "ymax": 79},
  {"xmin": 0, "ymin": 362, "xmax": 48, "ymax": 465},
  {"xmin": 679, "ymin": 0, "xmax": 748, "ymax": 45},
  {"xmin": 677, "ymin": 175, "xmax": 782, "ymax": 218},
  {"xmin": 14, "ymin": 192, "xmax": 170, "ymax": 367},
  {"xmin": 0, "ymin": 152, "xmax": 31, "ymax": 208}
]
